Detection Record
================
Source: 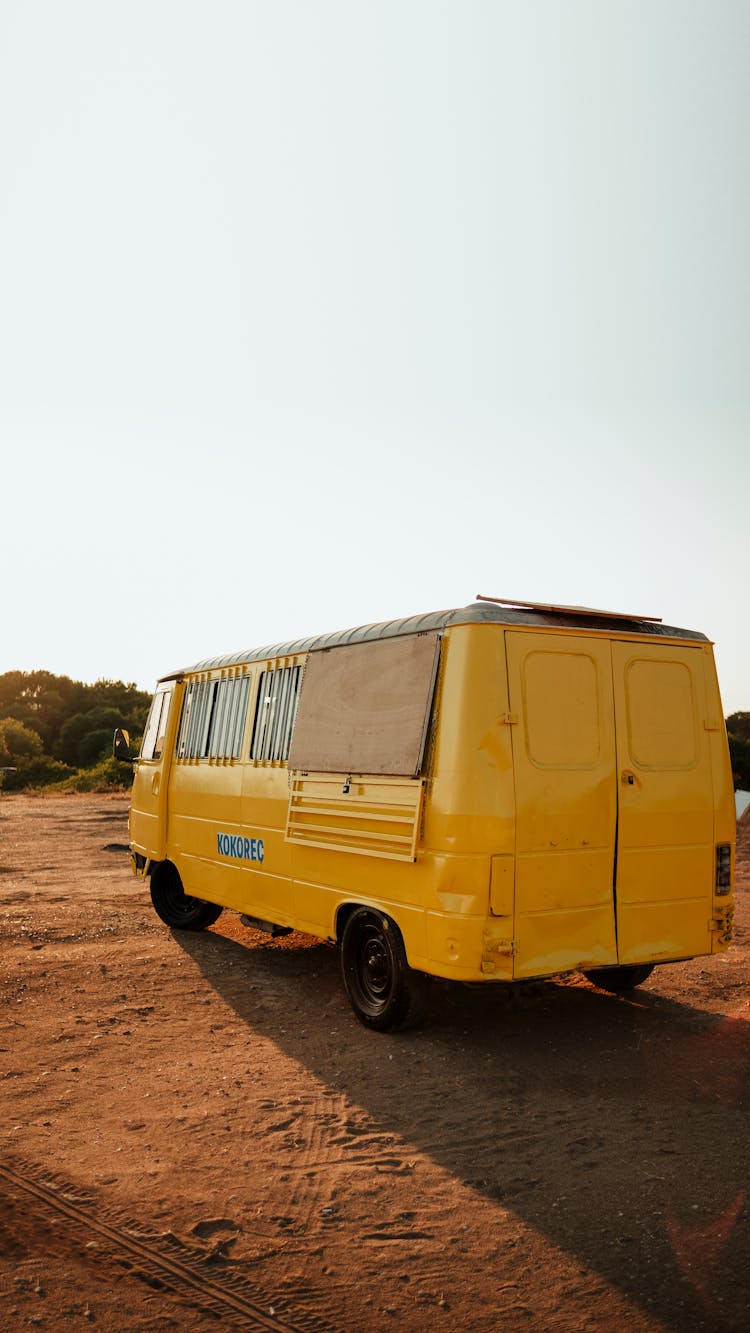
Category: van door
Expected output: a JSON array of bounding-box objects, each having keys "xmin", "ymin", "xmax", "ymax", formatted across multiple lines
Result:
[
  {"xmin": 130, "ymin": 681, "xmax": 178, "ymax": 862},
  {"xmin": 506, "ymin": 632, "xmax": 619, "ymax": 978},
  {"xmin": 612, "ymin": 643, "xmax": 714, "ymax": 963}
]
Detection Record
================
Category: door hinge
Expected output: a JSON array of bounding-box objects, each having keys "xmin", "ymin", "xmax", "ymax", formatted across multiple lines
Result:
[
  {"xmin": 501, "ymin": 712, "xmax": 519, "ymax": 726},
  {"xmin": 704, "ymin": 719, "xmax": 721, "ymax": 732}
]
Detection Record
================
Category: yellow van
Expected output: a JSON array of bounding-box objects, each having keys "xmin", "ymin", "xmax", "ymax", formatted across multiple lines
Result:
[{"xmin": 118, "ymin": 597, "xmax": 735, "ymax": 1030}]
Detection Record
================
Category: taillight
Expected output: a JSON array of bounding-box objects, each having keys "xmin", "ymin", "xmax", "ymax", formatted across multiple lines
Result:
[{"xmin": 715, "ymin": 844, "xmax": 732, "ymax": 895}]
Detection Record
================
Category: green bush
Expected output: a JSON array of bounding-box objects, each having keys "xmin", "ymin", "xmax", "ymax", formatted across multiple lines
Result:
[
  {"xmin": 57, "ymin": 707, "xmax": 123, "ymax": 766},
  {"xmin": 2, "ymin": 757, "xmax": 76, "ymax": 791},
  {"xmin": 728, "ymin": 734, "xmax": 750, "ymax": 791},
  {"xmin": 48, "ymin": 756, "xmax": 135, "ymax": 793},
  {"xmin": 726, "ymin": 712, "xmax": 750, "ymax": 743},
  {"xmin": 0, "ymin": 718, "xmax": 44, "ymax": 764},
  {"xmin": 77, "ymin": 727, "xmax": 116, "ymax": 767}
]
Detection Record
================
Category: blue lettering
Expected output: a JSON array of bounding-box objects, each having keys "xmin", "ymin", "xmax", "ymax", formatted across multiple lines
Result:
[{"xmin": 217, "ymin": 830, "xmax": 265, "ymax": 863}]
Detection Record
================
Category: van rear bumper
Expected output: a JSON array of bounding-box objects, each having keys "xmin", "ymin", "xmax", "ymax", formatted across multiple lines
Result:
[{"xmin": 420, "ymin": 913, "xmax": 514, "ymax": 982}]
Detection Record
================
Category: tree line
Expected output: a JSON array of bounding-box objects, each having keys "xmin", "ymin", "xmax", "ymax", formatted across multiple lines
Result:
[
  {"xmin": 0, "ymin": 670, "xmax": 151, "ymax": 792},
  {"xmin": 0, "ymin": 670, "xmax": 748, "ymax": 794},
  {"xmin": 727, "ymin": 712, "xmax": 750, "ymax": 791}
]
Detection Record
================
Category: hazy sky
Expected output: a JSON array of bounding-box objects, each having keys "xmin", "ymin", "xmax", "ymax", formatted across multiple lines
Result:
[{"xmin": 2, "ymin": 1, "xmax": 748, "ymax": 711}]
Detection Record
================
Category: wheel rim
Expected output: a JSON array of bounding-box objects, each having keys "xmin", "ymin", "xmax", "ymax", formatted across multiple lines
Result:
[
  {"xmin": 354, "ymin": 922, "xmax": 394, "ymax": 1013},
  {"xmin": 164, "ymin": 876, "xmax": 200, "ymax": 919}
]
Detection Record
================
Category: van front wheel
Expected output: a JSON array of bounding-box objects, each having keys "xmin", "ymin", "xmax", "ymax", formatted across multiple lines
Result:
[
  {"xmin": 582, "ymin": 963, "xmax": 654, "ymax": 993},
  {"xmin": 341, "ymin": 909, "xmax": 413, "ymax": 1032},
  {"xmin": 150, "ymin": 862, "xmax": 223, "ymax": 931}
]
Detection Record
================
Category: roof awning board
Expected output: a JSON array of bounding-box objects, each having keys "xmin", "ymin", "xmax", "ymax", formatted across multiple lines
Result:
[{"xmin": 476, "ymin": 594, "xmax": 662, "ymax": 623}]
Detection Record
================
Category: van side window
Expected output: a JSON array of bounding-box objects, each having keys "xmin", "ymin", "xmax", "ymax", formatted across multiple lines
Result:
[
  {"xmin": 177, "ymin": 676, "xmax": 250, "ymax": 760},
  {"xmin": 251, "ymin": 666, "xmax": 302, "ymax": 762},
  {"xmin": 141, "ymin": 686, "xmax": 173, "ymax": 761},
  {"xmin": 178, "ymin": 681, "xmax": 210, "ymax": 758}
]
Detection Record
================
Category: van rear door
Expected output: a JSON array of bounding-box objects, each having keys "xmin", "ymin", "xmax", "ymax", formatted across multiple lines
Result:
[
  {"xmin": 612, "ymin": 643, "xmax": 714, "ymax": 963},
  {"xmin": 505, "ymin": 632, "xmax": 619, "ymax": 978}
]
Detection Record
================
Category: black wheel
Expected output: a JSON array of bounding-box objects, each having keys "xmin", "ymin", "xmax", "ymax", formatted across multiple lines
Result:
[
  {"xmin": 340, "ymin": 908, "xmax": 414, "ymax": 1031},
  {"xmin": 150, "ymin": 862, "xmax": 223, "ymax": 931},
  {"xmin": 582, "ymin": 963, "xmax": 654, "ymax": 993}
]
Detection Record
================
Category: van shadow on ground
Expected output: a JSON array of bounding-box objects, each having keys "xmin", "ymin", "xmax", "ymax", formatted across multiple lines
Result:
[{"xmin": 175, "ymin": 926, "xmax": 749, "ymax": 1332}]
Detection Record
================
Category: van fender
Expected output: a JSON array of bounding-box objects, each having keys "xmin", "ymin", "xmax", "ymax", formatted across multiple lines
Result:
[{"xmin": 333, "ymin": 899, "xmax": 428, "ymax": 971}]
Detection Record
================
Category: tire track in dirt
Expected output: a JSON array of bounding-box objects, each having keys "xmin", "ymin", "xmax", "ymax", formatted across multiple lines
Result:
[
  {"xmin": 1, "ymin": 1158, "xmax": 342, "ymax": 1333},
  {"xmin": 276, "ymin": 1097, "xmax": 338, "ymax": 1234}
]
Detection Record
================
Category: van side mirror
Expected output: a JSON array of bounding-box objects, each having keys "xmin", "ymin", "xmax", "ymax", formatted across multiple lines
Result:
[{"xmin": 113, "ymin": 728, "xmax": 132, "ymax": 762}]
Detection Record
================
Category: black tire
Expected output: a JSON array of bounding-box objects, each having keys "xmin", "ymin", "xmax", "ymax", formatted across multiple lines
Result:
[
  {"xmin": 340, "ymin": 908, "xmax": 414, "ymax": 1032},
  {"xmin": 150, "ymin": 862, "xmax": 223, "ymax": 931},
  {"xmin": 582, "ymin": 963, "xmax": 654, "ymax": 993}
]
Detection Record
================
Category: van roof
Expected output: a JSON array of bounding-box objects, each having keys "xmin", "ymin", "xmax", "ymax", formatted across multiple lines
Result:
[{"xmin": 160, "ymin": 600, "xmax": 709, "ymax": 680}]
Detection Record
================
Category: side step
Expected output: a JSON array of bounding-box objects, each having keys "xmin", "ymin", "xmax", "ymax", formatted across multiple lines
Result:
[{"xmin": 240, "ymin": 914, "xmax": 292, "ymax": 938}]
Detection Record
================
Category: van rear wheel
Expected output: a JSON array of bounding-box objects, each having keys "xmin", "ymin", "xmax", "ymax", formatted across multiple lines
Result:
[
  {"xmin": 341, "ymin": 908, "xmax": 413, "ymax": 1032},
  {"xmin": 150, "ymin": 862, "xmax": 223, "ymax": 931},
  {"xmin": 582, "ymin": 963, "xmax": 654, "ymax": 993}
]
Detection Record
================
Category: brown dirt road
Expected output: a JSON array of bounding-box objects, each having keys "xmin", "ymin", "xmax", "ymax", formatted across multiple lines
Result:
[{"xmin": 1, "ymin": 795, "xmax": 748, "ymax": 1331}]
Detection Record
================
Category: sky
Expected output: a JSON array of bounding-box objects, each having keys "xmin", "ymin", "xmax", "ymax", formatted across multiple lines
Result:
[{"xmin": 1, "ymin": 1, "xmax": 748, "ymax": 712}]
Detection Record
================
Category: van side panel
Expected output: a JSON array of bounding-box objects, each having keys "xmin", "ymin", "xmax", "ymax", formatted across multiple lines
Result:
[
  {"xmin": 612, "ymin": 642, "xmax": 715, "ymax": 963},
  {"xmin": 421, "ymin": 624, "xmax": 516, "ymax": 978},
  {"xmin": 286, "ymin": 624, "xmax": 516, "ymax": 980},
  {"xmin": 169, "ymin": 761, "xmax": 294, "ymax": 920},
  {"xmin": 423, "ymin": 624, "xmax": 515, "ymax": 853},
  {"xmin": 165, "ymin": 674, "xmax": 299, "ymax": 925}
]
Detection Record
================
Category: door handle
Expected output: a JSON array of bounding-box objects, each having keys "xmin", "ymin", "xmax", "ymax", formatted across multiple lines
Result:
[
  {"xmin": 621, "ymin": 770, "xmax": 635, "ymax": 786},
  {"xmin": 152, "ymin": 775, "xmax": 160, "ymax": 796}
]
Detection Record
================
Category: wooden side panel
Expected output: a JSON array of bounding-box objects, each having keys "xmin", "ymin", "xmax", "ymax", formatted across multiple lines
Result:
[{"xmin": 288, "ymin": 634, "xmax": 439, "ymax": 777}]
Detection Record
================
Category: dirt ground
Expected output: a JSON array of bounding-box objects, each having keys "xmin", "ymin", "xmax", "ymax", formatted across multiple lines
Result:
[{"xmin": 1, "ymin": 795, "xmax": 748, "ymax": 1332}]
